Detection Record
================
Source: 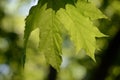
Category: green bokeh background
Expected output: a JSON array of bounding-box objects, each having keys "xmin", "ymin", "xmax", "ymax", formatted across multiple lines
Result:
[{"xmin": 0, "ymin": 0, "xmax": 120, "ymax": 80}]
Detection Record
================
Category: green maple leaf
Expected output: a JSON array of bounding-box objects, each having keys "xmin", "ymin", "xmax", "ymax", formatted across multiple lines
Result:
[
  {"xmin": 24, "ymin": 0, "xmax": 63, "ymax": 71},
  {"xmin": 24, "ymin": 0, "xmax": 107, "ymax": 70},
  {"xmin": 56, "ymin": 0, "xmax": 107, "ymax": 60}
]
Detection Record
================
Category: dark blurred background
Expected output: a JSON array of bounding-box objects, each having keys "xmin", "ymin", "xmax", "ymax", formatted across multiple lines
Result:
[{"xmin": 0, "ymin": 0, "xmax": 120, "ymax": 80}]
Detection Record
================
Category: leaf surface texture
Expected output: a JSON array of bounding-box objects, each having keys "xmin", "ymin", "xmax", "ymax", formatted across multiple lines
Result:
[{"xmin": 24, "ymin": 0, "xmax": 107, "ymax": 70}]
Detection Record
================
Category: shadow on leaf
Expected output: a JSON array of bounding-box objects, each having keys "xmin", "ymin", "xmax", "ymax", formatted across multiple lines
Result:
[{"xmin": 38, "ymin": 0, "xmax": 77, "ymax": 12}]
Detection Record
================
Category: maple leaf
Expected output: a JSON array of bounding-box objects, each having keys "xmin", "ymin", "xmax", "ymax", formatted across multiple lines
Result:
[
  {"xmin": 56, "ymin": 0, "xmax": 107, "ymax": 60},
  {"xmin": 24, "ymin": 1, "xmax": 63, "ymax": 71},
  {"xmin": 24, "ymin": 0, "xmax": 107, "ymax": 70}
]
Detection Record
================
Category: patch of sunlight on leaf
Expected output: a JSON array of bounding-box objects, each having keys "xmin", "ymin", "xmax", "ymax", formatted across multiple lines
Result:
[
  {"xmin": 26, "ymin": 48, "xmax": 46, "ymax": 65},
  {"xmin": 27, "ymin": 28, "xmax": 39, "ymax": 49}
]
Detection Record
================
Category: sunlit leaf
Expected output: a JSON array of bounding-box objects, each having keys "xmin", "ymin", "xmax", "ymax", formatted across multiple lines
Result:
[
  {"xmin": 24, "ymin": 0, "xmax": 107, "ymax": 70},
  {"xmin": 56, "ymin": 0, "xmax": 107, "ymax": 60}
]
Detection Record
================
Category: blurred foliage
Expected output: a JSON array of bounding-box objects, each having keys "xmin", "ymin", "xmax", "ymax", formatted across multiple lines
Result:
[{"xmin": 0, "ymin": 0, "xmax": 120, "ymax": 80}]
